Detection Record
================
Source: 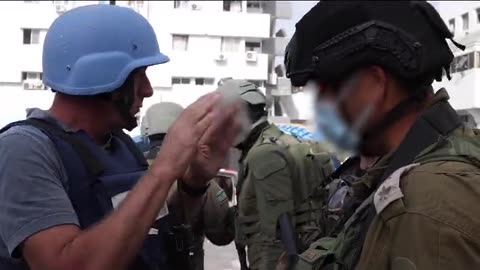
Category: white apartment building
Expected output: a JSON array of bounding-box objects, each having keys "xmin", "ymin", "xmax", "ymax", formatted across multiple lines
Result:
[
  {"xmin": 433, "ymin": 1, "xmax": 480, "ymax": 126},
  {"xmin": 0, "ymin": 0, "xmax": 293, "ymax": 136}
]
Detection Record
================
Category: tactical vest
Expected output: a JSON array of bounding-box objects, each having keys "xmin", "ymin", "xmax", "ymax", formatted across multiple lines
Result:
[
  {"xmin": 235, "ymin": 124, "xmax": 336, "ymax": 269},
  {"xmin": 321, "ymin": 157, "xmax": 366, "ymax": 238},
  {"xmin": 295, "ymin": 97, "xmax": 464, "ymax": 270},
  {"xmin": 0, "ymin": 118, "xmax": 171, "ymax": 270}
]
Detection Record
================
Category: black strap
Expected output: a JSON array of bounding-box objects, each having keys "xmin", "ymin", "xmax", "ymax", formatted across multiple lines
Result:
[
  {"xmin": 278, "ymin": 213, "xmax": 300, "ymax": 270},
  {"xmin": 1, "ymin": 118, "xmax": 105, "ymax": 176},
  {"xmin": 329, "ymin": 157, "xmax": 360, "ymax": 181},
  {"xmin": 382, "ymin": 100, "xmax": 461, "ymax": 179},
  {"xmin": 235, "ymin": 242, "xmax": 250, "ymax": 270},
  {"xmin": 113, "ymin": 130, "xmax": 149, "ymax": 168},
  {"xmin": 352, "ymin": 100, "xmax": 461, "ymax": 267}
]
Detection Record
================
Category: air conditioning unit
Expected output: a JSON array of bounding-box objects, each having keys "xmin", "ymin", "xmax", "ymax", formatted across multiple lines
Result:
[
  {"xmin": 191, "ymin": 3, "xmax": 201, "ymax": 10},
  {"xmin": 23, "ymin": 80, "xmax": 45, "ymax": 90},
  {"xmin": 55, "ymin": 3, "xmax": 67, "ymax": 14},
  {"xmin": 23, "ymin": 82, "xmax": 33, "ymax": 90},
  {"xmin": 245, "ymin": 51, "xmax": 258, "ymax": 62},
  {"xmin": 215, "ymin": 53, "xmax": 228, "ymax": 62}
]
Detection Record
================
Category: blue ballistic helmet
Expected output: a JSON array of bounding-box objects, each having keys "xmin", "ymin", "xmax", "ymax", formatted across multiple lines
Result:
[{"xmin": 42, "ymin": 4, "xmax": 169, "ymax": 95}]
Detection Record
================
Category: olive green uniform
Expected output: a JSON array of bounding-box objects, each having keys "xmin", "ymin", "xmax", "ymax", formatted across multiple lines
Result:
[
  {"xmin": 236, "ymin": 122, "xmax": 335, "ymax": 270},
  {"xmin": 146, "ymin": 157, "xmax": 234, "ymax": 270},
  {"xmin": 296, "ymin": 89, "xmax": 480, "ymax": 270}
]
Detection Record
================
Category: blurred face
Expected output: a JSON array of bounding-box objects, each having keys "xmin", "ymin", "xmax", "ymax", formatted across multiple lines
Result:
[
  {"xmin": 308, "ymin": 66, "xmax": 392, "ymax": 156},
  {"xmin": 110, "ymin": 67, "xmax": 154, "ymax": 130}
]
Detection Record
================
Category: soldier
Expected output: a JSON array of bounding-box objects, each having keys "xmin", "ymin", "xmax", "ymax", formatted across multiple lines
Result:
[
  {"xmin": 216, "ymin": 79, "xmax": 336, "ymax": 270},
  {"xmin": 141, "ymin": 102, "xmax": 235, "ymax": 270},
  {"xmin": 285, "ymin": 1, "xmax": 480, "ymax": 269}
]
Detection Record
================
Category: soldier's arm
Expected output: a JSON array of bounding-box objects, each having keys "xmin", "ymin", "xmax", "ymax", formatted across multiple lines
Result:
[
  {"xmin": 249, "ymin": 145, "xmax": 295, "ymax": 270},
  {"xmin": 202, "ymin": 180, "xmax": 235, "ymax": 245},
  {"xmin": 167, "ymin": 179, "xmax": 234, "ymax": 245}
]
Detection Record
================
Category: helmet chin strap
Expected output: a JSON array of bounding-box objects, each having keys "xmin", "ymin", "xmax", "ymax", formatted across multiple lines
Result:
[
  {"xmin": 112, "ymin": 75, "xmax": 137, "ymax": 132},
  {"xmin": 251, "ymin": 116, "xmax": 268, "ymax": 130},
  {"xmin": 234, "ymin": 116, "xmax": 268, "ymax": 147}
]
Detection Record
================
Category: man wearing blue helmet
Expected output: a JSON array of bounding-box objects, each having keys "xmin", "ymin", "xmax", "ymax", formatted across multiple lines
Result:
[{"xmin": 0, "ymin": 4, "xmax": 240, "ymax": 270}]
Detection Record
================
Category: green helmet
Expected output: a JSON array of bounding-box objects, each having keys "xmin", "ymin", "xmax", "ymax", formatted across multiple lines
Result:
[
  {"xmin": 216, "ymin": 79, "xmax": 266, "ymax": 106},
  {"xmin": 142, "ymin": 102, "xmax": 184, "ymax": 137},
  {"xmin": 215, "ymin": 79, "xmax": 268, "ymax": 145}
]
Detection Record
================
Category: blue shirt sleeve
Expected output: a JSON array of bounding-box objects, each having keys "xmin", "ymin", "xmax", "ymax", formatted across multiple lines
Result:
[{"xmin": 0, "ymin": 126, "xmax": 79, "ymax": 258}]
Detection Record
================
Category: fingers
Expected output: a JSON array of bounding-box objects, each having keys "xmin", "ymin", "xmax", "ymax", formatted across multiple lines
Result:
[
  {"xmin": 184, "ymin": 92, "xmax": 222, "ymax": 123},
  {"xmin": 195, "ymin": 107, "xmax": 219, "ymax": 140},
  {"xmin": 199, "ymin": 101, "xmax": 241, "ymax": 146}
]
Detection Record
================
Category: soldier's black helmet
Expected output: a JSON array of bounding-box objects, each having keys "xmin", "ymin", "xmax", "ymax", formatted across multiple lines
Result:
[{"xmin": 285, "ymin": 0, "xmax": 464, "ymax": 88}]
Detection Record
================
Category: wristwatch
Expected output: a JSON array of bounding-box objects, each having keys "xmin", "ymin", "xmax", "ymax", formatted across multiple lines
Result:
[{"xmin": 178, "ymin": 180, "xmax": 209, "ymax": 197}]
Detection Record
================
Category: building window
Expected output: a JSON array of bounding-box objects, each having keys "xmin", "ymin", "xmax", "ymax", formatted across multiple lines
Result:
[
  {"xmin": 221, "ymin": 37, "xmax": 241, "ymax": 52},
  {"xmin": 450, "ymin": 52, "xmax": 475, "ymax": 74},
  {"xmin": 21, "ymin": 71, "xmax": 42, "ymax": 81},
  {"xmin": 172, "ymin": 77, "xmax": 191, "ymax": 85},
  {"xmin": 474, "ymin": 52, "xmax": 480, "ymax": 68},
  {"xmin": 172, "ymin": 35, "xmax": 189, "ymax": 51},
  {"xmin": 223, "ymin": 0, "xmax": 243, "ymax": 12},
  {"xmin": 23, "ymin": 29, "xmax": 40, "ymax": 45},
  {"xmin": 448, "ymin": 19, "xmax": 455, "ymax": 34},
  {"xmin": 195, "ymin": 78, "xmax": 215, "ymax": 85},
  {"xmin": 128, "ymin": 0, "xmax": 144, "ymax": 7},
  {"xmin": 462, "ymin": 13, "xmax": 469, "ymax": 31},
  {"xmin": 245, "ymin": 41, "xmax": 261, "ymax": 53},
  {"xmin": 174, "ymin": 1, "xmax": 189, "ymax": 9},
  {"xmin": 246, "ymin": 1, "xmax": 261, "ymax": 9},
  {"xmin": 22, "ymin": 72, "xmax": 46, "ymax": 90}
]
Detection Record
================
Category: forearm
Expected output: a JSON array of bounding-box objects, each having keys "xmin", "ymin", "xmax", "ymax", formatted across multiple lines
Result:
[{"xmin": 58, "ymin": 165, "xmax": 176, "ymax": 270}]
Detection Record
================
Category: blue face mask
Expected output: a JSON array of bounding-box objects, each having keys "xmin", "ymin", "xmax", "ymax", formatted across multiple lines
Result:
[
  {"xmin": 314, "ymin": 99, "xmax": 360, "ymax": 152},
  {"xmin": 311, "ymin": 76, "xmax": 374, "ymax": 153}
]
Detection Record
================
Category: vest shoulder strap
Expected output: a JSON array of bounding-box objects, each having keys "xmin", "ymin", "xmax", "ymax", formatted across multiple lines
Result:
[
  {"xmin": 1, "ymin": 118, "xmax": 105, "ymax": 176},
  {"xmin": 113, "ymin": 130, "xmax": 149, "ymax": 168}
]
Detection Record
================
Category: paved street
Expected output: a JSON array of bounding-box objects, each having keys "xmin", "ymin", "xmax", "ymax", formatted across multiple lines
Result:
[{"xmin": 204, "ymin": 240, "xmax": 241, "ymax": 270}]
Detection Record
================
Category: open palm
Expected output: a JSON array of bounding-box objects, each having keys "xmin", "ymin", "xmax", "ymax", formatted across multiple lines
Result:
[{"xmin": 187, "ymin": 104, "xmax": 241, "ymax": 183}]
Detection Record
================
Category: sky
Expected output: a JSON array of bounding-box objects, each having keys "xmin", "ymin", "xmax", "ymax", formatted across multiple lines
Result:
[
  {"xmin": 279, "ymin": 1, "xmax": 316, "ymax": 37},
  {"xmin": 283, "ymin": 1, "xmax": 451, "ymax": 37}
]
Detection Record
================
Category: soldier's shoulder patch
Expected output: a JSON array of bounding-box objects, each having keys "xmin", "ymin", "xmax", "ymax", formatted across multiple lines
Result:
[
  {"xmin": 300, "ymin": 248, "xmax": 322, "ymax": 263},
  {"xmin": 374, "ymin": 163, "xmax": 420, "ymax": 214},
  {"xmin": 215, "ymin": 190, "xmax": 228, "ymax": 203}
]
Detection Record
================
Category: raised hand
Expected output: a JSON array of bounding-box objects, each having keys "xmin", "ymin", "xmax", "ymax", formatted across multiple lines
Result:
[
  {"xmin": 152, "ymin": 92, "xmax": 222, "ymax": 180},
  {"xmin": 184, "ymin": 100, "xmax": 243, "ymax": 185}
]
